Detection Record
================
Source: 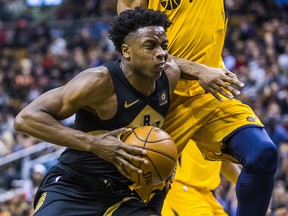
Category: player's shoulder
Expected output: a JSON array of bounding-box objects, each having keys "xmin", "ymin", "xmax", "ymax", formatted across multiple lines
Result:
[
  {"xmin": 66, "ymin": 65, "xmax": 114, "ymax": 99},
  {"xmin": 75, "ymin": 65, "xmax": 112, "ymax": 86},
  {"xmin": 80, "ymin": 65, "xmax": 110, "ymax": 79}
]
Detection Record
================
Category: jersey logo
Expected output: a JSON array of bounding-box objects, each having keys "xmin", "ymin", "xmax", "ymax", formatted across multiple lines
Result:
[
  {"xmin": 160, "ymin": 0, "xmax": 193, "ymax": 10},
  {"xmin": 124, "ymin": 99, "xmax": 139, "ymax": 108},
  {"xmin": 160, "ymin": 0, "xmax": 181, "ymax": 10},
  {"xmin": 158, "ymin": 90, "xmax": 168, "ymax": 106},
  {"xmin": 247, "ymin": 116, "xmax": 257, "ymax": 122}
]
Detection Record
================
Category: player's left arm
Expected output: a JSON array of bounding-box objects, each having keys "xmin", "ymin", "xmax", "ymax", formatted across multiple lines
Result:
[
  {"xmin": 117, "ymin": 0, "xmax": 148, "ymax": 14},
  {"xmin": 172, "ymin": 56, "xmax": 245, "ymax": 101},
  {"xmin": 221, "ymin": 162, "xmax": 241, "ymax": 184}
]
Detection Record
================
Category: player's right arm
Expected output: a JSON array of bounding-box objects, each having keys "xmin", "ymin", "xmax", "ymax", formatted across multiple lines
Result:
[
  {"xmin": 117, "ymin": 0, "xmax": 148, "ymax": 13},
  {"xmin": 14, "ymin": 67, "xmax": 148, "ymax": 179}
]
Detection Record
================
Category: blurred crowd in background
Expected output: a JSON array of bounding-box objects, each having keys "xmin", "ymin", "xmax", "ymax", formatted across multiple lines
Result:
[{"xmin": 0, "ymin": 0, "xmax": 287, "ymax": 215}]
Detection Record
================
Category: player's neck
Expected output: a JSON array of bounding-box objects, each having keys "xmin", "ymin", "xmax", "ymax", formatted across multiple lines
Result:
[{"xmin": 119, "ymin": 60, "xmax": 156, "ymax": 97}]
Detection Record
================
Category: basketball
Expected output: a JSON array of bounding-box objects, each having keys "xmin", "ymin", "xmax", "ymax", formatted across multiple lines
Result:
[{"xmin": 121, "ymin": 126, "xmax": 178, "ymax": 186}]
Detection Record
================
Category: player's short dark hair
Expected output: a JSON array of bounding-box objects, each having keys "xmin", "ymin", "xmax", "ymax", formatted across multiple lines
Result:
[{"xmin": 109, "ymin": 6, "xmax": 172, "ymax": 53}]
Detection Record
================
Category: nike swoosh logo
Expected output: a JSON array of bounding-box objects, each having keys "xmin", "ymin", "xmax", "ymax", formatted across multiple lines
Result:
[{"xmin": 124, "ymin": 100, "xmax": 139, "ymax": 108}]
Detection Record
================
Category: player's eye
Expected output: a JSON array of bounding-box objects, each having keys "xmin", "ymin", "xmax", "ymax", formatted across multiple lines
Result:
[
  {"xmin": 144, "ymin": 43, "xmax": 155, "ymax": 49},
  {"xmin": 161, "ymin": 42, "xmax": 168, "ymax": 50}
]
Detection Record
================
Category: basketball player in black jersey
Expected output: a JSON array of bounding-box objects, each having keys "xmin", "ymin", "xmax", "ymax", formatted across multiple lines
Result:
[{"xmin": 14, "ymin": 7, "xmax": 243, "ymax": 216}]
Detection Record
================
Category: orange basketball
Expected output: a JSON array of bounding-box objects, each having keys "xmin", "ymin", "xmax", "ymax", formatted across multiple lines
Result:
[{"xmin": 121, "ymin": 126, "xmax": 178, "ymax": 186}]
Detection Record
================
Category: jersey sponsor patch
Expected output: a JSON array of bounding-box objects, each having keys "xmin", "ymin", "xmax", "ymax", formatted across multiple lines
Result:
[
  {"xmin": 158, "ymin": 90, "xmax": 168, "ymax": 106},
  {"xmin": 247, "ymin": 116, "xmax": 257, "ymax": 122}
]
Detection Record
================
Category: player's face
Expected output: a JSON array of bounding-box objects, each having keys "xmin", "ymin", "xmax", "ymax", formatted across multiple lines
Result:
[{"xmin": 125, "ymin": 26, "xmax": 169, "ymax": 79}]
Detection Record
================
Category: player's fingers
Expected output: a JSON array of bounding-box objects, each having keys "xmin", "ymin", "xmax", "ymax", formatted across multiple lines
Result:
[
  {"xmin": 210, "ymin": 82, "xmax": 235, "ymax": 99},
  {"xmin": 205, "ymin": 86, "xmax": 224, "ymax": 102},
  {"xmin": 211, "ymin": 80, "xmax": 239, "ymax": 98},
  {"xmin": 199, "ymin": 81, "xmax": 223, "ymax": 101},
  {"xmin": 118, "ymin": 157, "xmax": 143, "ymax": 175},
  {"xmin": 118, "ymin": 145, "xmax": 148, "ymax": 165},
  {"xmin": 216, "ymin": 88, "xmax": 234, "ymax": 100},
  {"xmin": 119, "ymin": 128, "xmax": 132, "ymax": 139},
  {"xmin": 200, "ymin": 80, "xmax": 236, "ymax": 101},
  {"xmin": 210, "ymin": 84, "xmax": 233, "ymax": 99},
  {"xmin": 123, "ymin": 144, "xmax": 147, "ymax": 156},
  {"xmin": 223, "ymin": 69, "xmax": 245, "ymax": 88},
  {"xmin": 115, "ymin": 162, "xmax": 132, "ymax": 179},
  {"xmin": 223, "ymin": 84, "xmax": 241, "ymax": 96},
  {"xmin": 108, "ymin": 127, "xmax": 132, "ymax": 139}
]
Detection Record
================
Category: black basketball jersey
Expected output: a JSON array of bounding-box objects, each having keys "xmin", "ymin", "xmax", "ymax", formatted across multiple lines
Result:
[{"xmin": 58, "ymin": 60, "xmax": 171, "ymax": 184}]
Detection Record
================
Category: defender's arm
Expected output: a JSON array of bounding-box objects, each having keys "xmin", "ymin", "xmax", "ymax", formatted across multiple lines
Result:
[{"xmin": 117, "ymin": 0, "xmax": 148, "ymax": 14}]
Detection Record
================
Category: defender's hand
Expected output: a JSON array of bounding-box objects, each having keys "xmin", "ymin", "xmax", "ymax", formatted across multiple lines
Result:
[
  {"xmin": 198, "ymin": 67, "xmax": 244, "ymax": 101},
  {"xmin": 91, "ymin": 128, "xmax": 148, "ymax": 179}
]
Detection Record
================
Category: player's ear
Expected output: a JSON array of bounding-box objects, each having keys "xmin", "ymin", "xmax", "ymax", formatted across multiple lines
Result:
[{"xmin": 121, "ymin": 44, "xmax": 130, "ymax": 59}]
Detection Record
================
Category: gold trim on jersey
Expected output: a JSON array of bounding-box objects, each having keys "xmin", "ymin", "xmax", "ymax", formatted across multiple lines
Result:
[{"xmin": 103, "ymin": 197, "xmax": 137, "ymax": 216}]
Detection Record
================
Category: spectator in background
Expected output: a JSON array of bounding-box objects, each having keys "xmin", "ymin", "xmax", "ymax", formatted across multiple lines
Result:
[
  {"xmin": 0, "ymin": 0, "xmax": 287, "ymax": 214},
  {"xmin": 264, "ymin": 101, "xmax": 287, "ymax": 147},
  {"xmin": 271, "ymin": 180, "xmax": 288, "ymax": 216},
  {"xmin": 276, "ymin": 140, "xmax": 288, "ymax": 187},
  {"xmin": 3, "ymin": 188, "xmax": 31, "ymax": 216},
  {"xmin": 12, "ymin": 19, "xmax": 31, "ymax": 48},
  {"xmin": 0, "ymin": 22, "xmax": 7, "ymax": 46},
  {"xmin": 23, "ymin": 163, "xmax": 47, "ymax": 203}
]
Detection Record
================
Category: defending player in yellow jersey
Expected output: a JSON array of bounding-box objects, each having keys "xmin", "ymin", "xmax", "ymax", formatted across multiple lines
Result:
[
  {"xmin": 162, "ymin": 140, "xmax": 240, "ymax": 216},
  {"xmin": 118, "ymin": 1, "xmax": 278, "ymax": 216}
]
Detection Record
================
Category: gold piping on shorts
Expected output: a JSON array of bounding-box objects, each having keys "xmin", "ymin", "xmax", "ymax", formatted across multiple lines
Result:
[
  {"xmin": 103, "ymin": 197, "xmax": 137, "ymax": 216},
  {"xmin": 33, "ymin": 192, "xmax": 47, "ymax": 214}
]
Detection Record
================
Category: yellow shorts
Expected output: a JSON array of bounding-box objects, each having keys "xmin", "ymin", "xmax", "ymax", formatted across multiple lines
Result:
[
  {"xmin": 161, "ymin": 181, "xmax": 228, "ymax": 216},
  {"xmin": 162, "ymin": 93, "xmax": 263, "ymax": 162}
]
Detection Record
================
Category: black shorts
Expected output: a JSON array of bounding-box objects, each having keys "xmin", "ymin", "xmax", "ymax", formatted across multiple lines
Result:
[{"xmin": 32, "ymin": 165, "xmax": 164, "ymax": 216}]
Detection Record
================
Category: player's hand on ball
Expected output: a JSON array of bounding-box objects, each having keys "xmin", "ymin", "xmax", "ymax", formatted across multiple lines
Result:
[
  {"xmin": 198, "ymin": 66, "xmax": 244, "ymax": 101},
  {"xmin": 166, "ymin": 165, "xmax": 177, "ymax": 184},
  {"xmin": 90, "ymin": 128, "xmax": 148, "ymax": 179},
  {"xmin": 122, "ymin": 126, "xmax": 178, "ymax": 186}
]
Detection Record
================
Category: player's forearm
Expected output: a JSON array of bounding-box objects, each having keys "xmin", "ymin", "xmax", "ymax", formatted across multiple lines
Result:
[
  {"xmin": 172, "ymin": 56, "xmax": 202, "ymax": 80},
  {"xmin": 14, "ymin": 110, "xmax": 94, "ymax": 152},
  {"xmin": 117, "ymin": 0, "xmax": 148, "ymax": 14}
]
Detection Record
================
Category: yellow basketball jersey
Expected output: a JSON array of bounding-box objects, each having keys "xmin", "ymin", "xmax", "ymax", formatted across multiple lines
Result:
[
  {"xmin": 148, "ymin": 0, "xmax": 228, "ymax": 97},
  {"xmin": 175, "ymin": 140, "xmax": 222, "ymax": 190}
]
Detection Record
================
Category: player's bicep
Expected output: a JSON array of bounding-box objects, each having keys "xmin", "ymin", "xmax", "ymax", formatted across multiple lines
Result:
[
  {"xmin": 29, "ymin": 87, "xmax": 79, "ymax": 120},
  {"xmin": 30, "ymin": 67, "xmax": 110, "ymax": 120},
  {"xmin": 59, "ymin": 68, "xmax": 112, "ymax": 118}
]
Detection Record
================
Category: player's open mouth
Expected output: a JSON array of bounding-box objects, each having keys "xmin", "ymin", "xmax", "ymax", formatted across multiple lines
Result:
[{"xmin": 155, "ymin": 62, "xmax": 165, "ymax": 68}]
